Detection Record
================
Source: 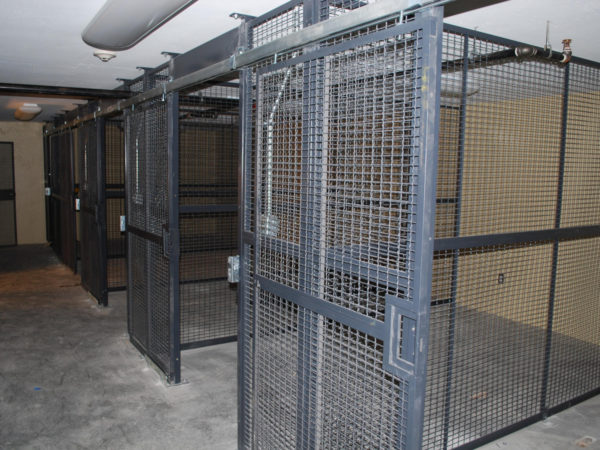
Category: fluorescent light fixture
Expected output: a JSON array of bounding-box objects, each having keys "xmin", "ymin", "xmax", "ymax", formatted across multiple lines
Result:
[
  {"xmin": 82, "ymin": 0, "xmax": 198, "ymax": 51},
  {"xmin": 14, "ymin": 103, "xmax": 42, "ymax": 121}
]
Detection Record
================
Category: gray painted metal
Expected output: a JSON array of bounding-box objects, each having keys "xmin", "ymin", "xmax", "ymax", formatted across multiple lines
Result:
[
  {"xmin": 433, "ymin": 225, "xmax": 600, "ymax": 251},
  {"xmin": 242, "ymin": 8, "xmax": 443, "ymax": 448},
  {"xmin": 0, "ymin": 82, "xmax": 130, "ymax": 100}
]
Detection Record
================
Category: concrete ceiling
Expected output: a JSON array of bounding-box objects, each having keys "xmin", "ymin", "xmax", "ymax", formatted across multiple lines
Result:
[{"xmin": 0, "ymin": 0, "xmax": 598, "ymax": 122}]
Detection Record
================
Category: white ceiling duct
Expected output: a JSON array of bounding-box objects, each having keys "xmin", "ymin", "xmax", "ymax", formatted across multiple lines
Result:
[{"xmin": 82, "ymin": 0, "xmax": 198, "ymax": 51}]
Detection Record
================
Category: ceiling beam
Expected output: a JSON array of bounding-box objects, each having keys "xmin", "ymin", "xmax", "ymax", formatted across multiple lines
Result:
[
  {"xmin": 442, "ymin": 0, "xmax": 509, "ymax": 17},
  {"xmin": 0, "ymin": 83, "xmax": 131, "ymax": 100}
]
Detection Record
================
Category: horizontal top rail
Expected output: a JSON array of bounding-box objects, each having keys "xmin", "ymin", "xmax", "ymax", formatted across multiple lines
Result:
[{"xmin": 45, "ymin": 0, "xmax": 441, "ymax": 135}]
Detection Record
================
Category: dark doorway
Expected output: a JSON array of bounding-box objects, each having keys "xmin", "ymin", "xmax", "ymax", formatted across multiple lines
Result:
[{"xmin": 0, "ymin": 142, "xmax": 17, "ymax": 247}]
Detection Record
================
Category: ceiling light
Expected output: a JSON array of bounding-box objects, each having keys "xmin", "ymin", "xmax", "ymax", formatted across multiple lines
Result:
[
  {"xmin": 14, "ymin": 103, "xmax": 42, "ymax": 121},
  {"xmin": 82, "ymin": 0, "xmax": 198, "ymax": 51},
  {"xmin": 94, "ymin": 50, "xmax": 117, "ymax": 62}
]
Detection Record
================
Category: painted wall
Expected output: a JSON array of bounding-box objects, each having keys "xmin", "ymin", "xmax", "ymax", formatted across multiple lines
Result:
[{"xmin": 0, "ymin": 121, "xmax": 46, "ymax": 244}]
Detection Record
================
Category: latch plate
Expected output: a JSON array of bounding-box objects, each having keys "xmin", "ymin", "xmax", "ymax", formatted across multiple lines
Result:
[{"xmin": 228, "ymin": 255, "xmax": 240, "ymax": 283}]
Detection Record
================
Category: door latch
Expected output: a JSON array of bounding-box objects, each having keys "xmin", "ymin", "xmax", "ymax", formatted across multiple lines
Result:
[{"xmin": 228, "ymin": 255, "xmax": 240, "ymax": 283}]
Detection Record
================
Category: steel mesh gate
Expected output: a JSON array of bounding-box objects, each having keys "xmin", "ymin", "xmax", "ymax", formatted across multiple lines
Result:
[
  {"xmin": 239, "ymin": 4, "xmax": 442, "ymax": 448},
  {"xmin": 105, "ymin": 119, "xmax": 127, "ymax": 291},
  {"xmin": 125, "ymin": 92, "xmax": 181, "ymax": 383},
  {"xmin": 78, "ymin": 119, "xmax": 108, "ymax": 305},
  {"xmin": 179, "ymin": 83, "xmax": 239, "ymax": 349},
  {"xmin": 422, "ymin": 26, "xmax": 600, "ymax": 449},
  {"xmin": 46, "ymin": 128, "xmax": 77, "ymax": 272}
]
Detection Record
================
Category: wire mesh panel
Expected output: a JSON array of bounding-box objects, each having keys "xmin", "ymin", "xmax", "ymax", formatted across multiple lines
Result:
[
  {"xmin": 78, "ymin": 119, "xmax": 108, "ymax": 305},
  {"xmin": 48, "ymin": 129, "xmax": 77, "ymax": 272},
  {"xmin": 178, "ymin": 83, "xmax": 239, "ymax": 348},
  {"xmin": 240, "ymin": 6, "xmax": 441, "ymax": 448},
  {"xmin": 125, "ymin": 93, "xmax": 180, "ymax": 383},
  {"xmin": 423, "ymin": 25, "xmax": 600, "ymax": 449},
  {"xmin": 105, "ymin": 119, "xmax": 127, "ymax": 290}
]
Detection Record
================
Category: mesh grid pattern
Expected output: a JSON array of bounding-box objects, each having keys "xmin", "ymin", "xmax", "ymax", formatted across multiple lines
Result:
[
  {"xmin": 245, "ymin": 16, "xmax": 427, "ymax": 449},
  {"xmin": 547, "ymin": 237, "xmax": 600, "ymax": 408},
  {"xmin": 178, "ymin": 84, "xmax": 239, "ymax": 347},
  {"xmin": 424, "ymin": 27, "xmax": 600, "ymax": 449},
  {"xmin": 105, "ymin": 119, "xmax": 127, "ymax": 290},
  {"xmin": 129, "ymin": 233, "xmax": 149, "ymax": 347},
  {"xmin": 49, "ymin": 129, "xmax": 77, "ymax": 272},
  {"xmin": 253, "ymin": 290, "xmax": 410, "ymax": 448},
  {"xmin": 326, "ymin": 0, "xmax": 376, "ymax": 18},
  {"xmin": 126, "ymin": 97, "xmax": 173, "ymax": 378},
  {"xmin": 253, "ymin": 290, "xmax": 300, "ymax": 448},
  {"xmin": 251, "ymin": 2, "xmax": 304, "ymax": 49},
  {"xmin": 239, "ymin": 244, "xmax": 255, "ymax": 449},
  {"xmin": 425, "ymin": 243, "xmax": 551, "ymax": 449},
  {"xmin": 560, "ymin": 64, "xmax": 600, "ymax": 227},
  {"xmin": 436, "ymin": 31, "xmax": 564, "ymax": 238},
  {"xmin": 318, "ymin": 320, "xmax": 408, "ymax": 448},
  {"xmin": 77, "ymin": 120, "xmax": 105, "ymax": 303}
]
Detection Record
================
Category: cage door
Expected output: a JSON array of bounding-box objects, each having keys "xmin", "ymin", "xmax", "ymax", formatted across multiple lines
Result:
[
  {"xmin": 242, "ymin": 12, "xmax": 442, "ymax": 449},
  {"xmin": 125, "ymin": 94, "xmax": 181, "ymax": 384},
  {"xmin": 78, "ymin": 119, "xmax": 108, "ymax": 306}
]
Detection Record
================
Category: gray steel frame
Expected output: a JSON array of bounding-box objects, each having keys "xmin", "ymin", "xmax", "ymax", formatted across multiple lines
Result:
[
  {"xmin": 123, "ymin": 92, "xmax": 181, "ymax": 384},
  {"xmin": 78, "ymin": 117, "xmax": 109, "ymax": 306},
  {"xmin": 239, "ymin": 4, "xmax": 443, "ymax": 448}
]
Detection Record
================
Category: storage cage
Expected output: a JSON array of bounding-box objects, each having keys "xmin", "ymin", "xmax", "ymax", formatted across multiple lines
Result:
[
  {"xmin": 105, "ymin": 118, "xmax": 127, "ymax": 291},
  {"xmin": 72, "ymin": 106, "xmax": 127, "ymax": 306},
  {"xmin": 45, "ymin": 127, "xmax": 78, "ymax": 273},
  {"xmin": 124, "ymin": 64, "xmax": 239, "ymax": 383},
  {"xmin": 237, "ymin": 2, "xmax": 600, "ymax": 449},
  {"xmin": 179, "ymin": 83, "xmax": 239, "ymax": 349}
]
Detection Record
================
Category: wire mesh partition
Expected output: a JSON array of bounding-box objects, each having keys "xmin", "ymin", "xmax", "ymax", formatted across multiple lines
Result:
[
  {"xmin": 179, "ymin": 83, "xmax": 239, "ymax": 349},
  {"xmin": 238, "ymin": 2, "xmax": 600, "ymax": 449},
  {"xmin": 125, "ymin": 92, "xmax": 180, "ymax": 383},
  {"xmin": 239, "ymin": 3, "xmax": 441, "ymax": 448},
  {"xmin": 422, "ymin": 25, "xmax": 600, "ymax": 449},
  {"xmin": 46, "ymin": 128, "xmax": 77, "ymax": 272},
  {"xmin": 105, "ymin": 118, "xmax": 127, "ymax": 290},
  {"xmin": 77, "ymin": 119, "xmax": 108, "ymax": 305}
]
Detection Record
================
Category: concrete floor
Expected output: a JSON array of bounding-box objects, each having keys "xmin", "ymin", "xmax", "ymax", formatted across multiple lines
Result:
[
  {"xmin": 0, "ymin": 244, "xmax": 598, "ymax": 449},
  {"xmin": 0, "ymin": 245, "xmax": 237, "ymax": 450}
]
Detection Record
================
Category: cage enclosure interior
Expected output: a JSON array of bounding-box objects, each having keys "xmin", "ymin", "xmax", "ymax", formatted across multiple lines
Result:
[
  {"xmin": 124, "ymin": 67, "xmax": 239, "ymax": 383},
  {"xmin": 237, "ymin": 2, "xmax": 600, "ymax": 449},
  {"xmin": 45, "ymin": 128, "xmax": 77, "ymax": 273},
  {"xmin": 179, "ymin": 82, "xmax": 239, "ymax": 349}
]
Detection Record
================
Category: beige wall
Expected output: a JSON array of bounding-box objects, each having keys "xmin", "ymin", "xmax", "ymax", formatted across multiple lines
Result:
[{"xmin": 0, "ymin": 121, "xmax": 46, "ymax": 244}]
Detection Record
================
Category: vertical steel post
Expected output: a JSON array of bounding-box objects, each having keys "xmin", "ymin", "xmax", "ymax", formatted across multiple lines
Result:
[
  {"xmin": 167, "ymin": 91, "xmax": 182, "ymax": 384},
  {"xmin": 68, "ymin": 127, "xmax": 78, "ymax": 273},
  {"xmin": 96, "ymin": 117, "xmax": 109, "ymax": 306},
  {"xmin": 442, "ymin": 31, "xmax": 470, "ymax": 449},
  {"xmin": 408, "ymin": 6, "xmax": 443, "ymax": 449},
  {"xmin": 296, "ymin": 1, "xmax": 326, "ymax": 446},
  {"xmin": 237, "ymin": 16, "xmax": 253, "ymax": 449},
  {"xmin": 124, "ymin": 109, "xmax": 134, "ymax": 336},
  {"xmin": 541, "ymin": 62, "xmax": 570, "ymax": 415}
]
